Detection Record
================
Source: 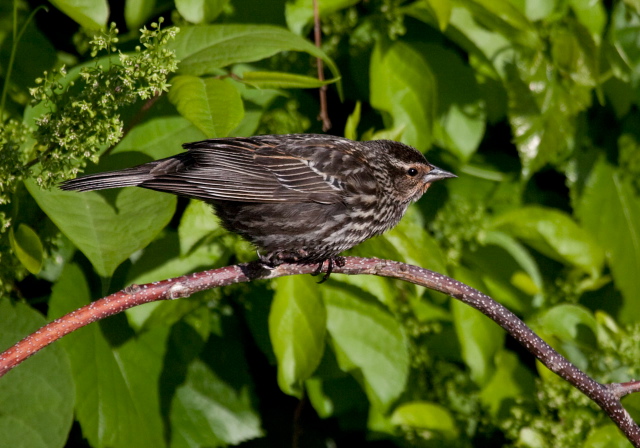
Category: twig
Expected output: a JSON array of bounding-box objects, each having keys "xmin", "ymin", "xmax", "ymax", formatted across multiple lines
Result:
[
  {"xmin": 0, "ymin": 257, "xmax": 639, "ymax": 445},
  {"xmin": 313, "ymin": 0, "xmax": 331, "ymax": 132}
]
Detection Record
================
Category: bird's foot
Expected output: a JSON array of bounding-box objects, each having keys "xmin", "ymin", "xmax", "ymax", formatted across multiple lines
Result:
[
  {"xmin": 258, "ymin": 250, "xmax": 344, "ymax": 283},
  {"xmin": 310, "ymin": 256, "xmax": 345, "ymax": 283}
]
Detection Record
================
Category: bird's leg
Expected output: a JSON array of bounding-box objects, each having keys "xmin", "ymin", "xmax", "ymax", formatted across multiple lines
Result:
[{"xmin": 312, "ymin": 256, "xmax": 345, "ymax": 283}]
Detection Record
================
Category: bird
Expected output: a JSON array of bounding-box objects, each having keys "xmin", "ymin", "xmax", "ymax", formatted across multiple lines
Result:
[{"xmin": 61, "ymin": 134, "xmax": 456, "ymax": 281}]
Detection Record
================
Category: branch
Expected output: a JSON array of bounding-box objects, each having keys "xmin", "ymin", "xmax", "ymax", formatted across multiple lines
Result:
[
  {"xmin": 313, "ymin": 0, "xmax": 331, "ymax": 132},
  {"xmin": 0, "ymin": 257, "xmax": 639, "ymax": 445}
]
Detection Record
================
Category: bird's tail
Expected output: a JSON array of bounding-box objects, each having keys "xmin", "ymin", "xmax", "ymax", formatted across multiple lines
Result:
[
  {"xmin": 59, "ymin": 153, "xmax": 193, "ymax": 192},
  {"xmin": 59, "ymin": 166, "xmax": 154, "ymax": 192}
]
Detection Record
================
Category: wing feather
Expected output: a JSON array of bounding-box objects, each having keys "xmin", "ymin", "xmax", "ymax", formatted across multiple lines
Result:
[{"xmin": 139, "ymin": 135, "xmax": 375, "ymax": 204}]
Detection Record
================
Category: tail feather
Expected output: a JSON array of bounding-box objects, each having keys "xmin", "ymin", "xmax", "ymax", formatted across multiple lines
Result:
[
  {"xmin": 60, "ymin": 153, "xmax": 193, "ymax": 192},
  {"xmin": 60, "ymin": 166, "xmax": 154, "ymax": 192}
]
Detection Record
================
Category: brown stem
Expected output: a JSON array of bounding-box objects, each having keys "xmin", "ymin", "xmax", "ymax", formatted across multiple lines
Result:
[
  {"xmin": 313, "ymin": 0, "xmax": 331, "ymax": 132},
  {"xmin": 0, "ymin": 257, "xmax": 639, "ymax": 445},
  {"xmin": 610, "ymin": 380, "xmax": 640, "ymax": 399}
]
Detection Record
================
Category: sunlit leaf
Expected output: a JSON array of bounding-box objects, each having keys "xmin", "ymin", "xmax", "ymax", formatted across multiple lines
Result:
[
  {"xmin": 370, "ymin": 40, "xmax": 436, "ymax": 149},
  {"xmin": 270, "ymin": 276, "xmax": 326, "ymax": 397},
  {"xmin": 169, "ymin": 75, "xmax": 244, "ymax": 138},
  {"xmin": 9, "ymin": 223, "xmax": 44, "ymax": 274},
  {"xmin": 48, "ymin": 0, "xmax": 108, "ymax": 29},
  {"xmin": 576, "ymin": 158, "xmax": 640, "ymax": 323},
  {"xmin": 323, "ymin": 283, "xmax": 409, "ymax": 409},
  {"xmin": 26, "ymin": 168, "xmax": 176, "ymax": 278}
]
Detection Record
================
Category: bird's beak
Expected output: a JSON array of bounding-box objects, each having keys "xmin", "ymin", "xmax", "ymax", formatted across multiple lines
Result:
[{"xmin": 424, "ymin": 165, "xmax": 457, "ymax": 183}]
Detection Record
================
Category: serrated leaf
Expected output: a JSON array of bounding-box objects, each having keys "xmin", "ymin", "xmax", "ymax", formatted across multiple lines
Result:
[
  {"xmin": 48, "ymin": 263, "xmax": 168, "ymax": 448},
  {"xmin": 269, "ymin": 276, "xmax": 326, "ymax": 397},
  {"xmin": 0, "ymin": 299, "xmax": 74, "ymax": 448},
  {"xmin": 26, "ymin": 170, "xmax": 176, "ymax": 278},
  {"xmin": 241, "ymin": 71, "xmax": 339, "ymax": 89},
  {"xmin": 48, "ymin": 0, "xmax": 108, "ymax": 30},
  {"xmin": 9, "ymin": 223, "xmax": 44, "ymax": 274},
  {"xmin": 169, "ymin": 76, "xmax": 244, "ymax": 138},
  {"xmin": 322, "ymin": 283, "xmax": 409, "ymax": 409},
  {"xmin": 575, "ymin": 158, "xmax": 640, "ymax": 322}
]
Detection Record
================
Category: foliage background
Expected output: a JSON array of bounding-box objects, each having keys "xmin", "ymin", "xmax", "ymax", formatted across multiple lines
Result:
[{"xmin": 2, "ymin": 0, "xmax": 640, "ymax": 446}]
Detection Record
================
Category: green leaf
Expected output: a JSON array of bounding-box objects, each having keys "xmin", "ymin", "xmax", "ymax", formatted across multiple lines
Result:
[
  {"xmin": 575, "ymin": 158, "xmax": 640, "ymax": 322},
  {"xmin": 26, "ymin": 159, "xmax": 176, "ymax": 278},
  {"xmin": 124, "ymin": 0, "xmax": 156, "ymax": 29},
  {"xmin": 126, "ymin": 229, "xmax": 227, "ymax": 288},
  {"xmin": 451, "ymin": 269, "xmax": 505, "ymax": 385},
  {"xmin": 322, "ymin": 283, "xmax": 409, "ymax": 409},
  {"xmin": 523, "ymin": 0, "xmax": 555, "ymax": 21},
  {"xmin": 390, "ymin": 401, "xmax": 458, "ymax": 438},
  {"xmin": 169, "ymin": 76, "xmax": 244, "ymax": 138},
  {"xmin": 285, "ymin": 0, "xmax": 360, "ymax": 34},
  {"xmin": 48, "ymin": 263, "xmax": 168, "ymax": 448},
  {"xmin": 344, "ymin": 101, "xmax": 361, "ymax": 141},
  {"xmin": 479, "ymin": 350, "xmax": 535, "ymax": 416},
  {"xmin": 370, "ymin": 40, "xmax": 436, "ymax": 149},
  {"xmin": 534, "ymin": 304, "xmax": 598, "ymax": 371},
  {"xmin": 584, "ymin": 423, "xmax": 632, "ymax": 448},
  {"xmin": 167, "ymin": 25, "xmax": 341, "ymax": 94},
  {"xmin": 491, "ymin": 205, "xmax": 605, "ymax": 278},
  {"xmin": 423, "ymin": 0, "xmax": 452, "ymax": 31},
  {"xmin": 9, "ymin": 223, "xmax": 44, "ymax": 274},
  {"xmin": 457, "ymin": 0, "xmax": 539, "ymax": 48},
  {"xmin": 170, "ymin": 359, "xmax": 263, "ymax": 447},
  {"xmin": 0, "ymin": 299, "xmax": 74, "ymax": 448},
  {"xmin": 481, "ymin": 230, "xmax": 544, "ymax": 296},
  {"xmin": 168, "ymin": 318, "xmax": 263, "ymax": 447},
  {"xmin": 241, "ymin": 71, "xmax": 339, "ymax": 89},
  {"xmin": 178, "ymin": 199, "xmax": 223, "ymax": 255},
  {"xmin": 48, "ymin": 0, "xmax": 109, "ymax": 30},
  {"xmin": 535, "ymin": 304, "xmax": 598, "ymax": 347},
  {"xmin": 269, "ymin": 276, "xmax": 326, "ymax": 397},
  {"xmin": 112, "ymin": 115, "xmax": 207, "ymax": 159},
  {"xmin": 421, "ymin": 44, "xmax": 485, "ymax": 162},
  {"xmin": 570, "ymin": 0, "xmax": 606, "ymax": 36},
  {"xmin": 176, "ymin": 0, "xmax": 229, "ymax": 24}
]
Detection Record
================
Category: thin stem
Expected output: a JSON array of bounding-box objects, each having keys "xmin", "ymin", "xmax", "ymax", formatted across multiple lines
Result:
[
  {"xmin": 313, "ymin": 0, "xmax": 331, "ymax": 131},
  {"xmin": 0, "ymin": 3, "xmax": 48, "ymax": 121}
]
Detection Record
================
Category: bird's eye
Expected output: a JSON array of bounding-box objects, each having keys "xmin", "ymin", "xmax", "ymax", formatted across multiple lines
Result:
[{"xmin": 407, "ymin": 168, "xmax": 419, "ymax": 177}]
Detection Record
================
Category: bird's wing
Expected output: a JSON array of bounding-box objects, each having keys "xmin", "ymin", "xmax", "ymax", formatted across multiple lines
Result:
[{"xmin": 140, "ymin": 136, "xmax": 367, "ymax": 204}]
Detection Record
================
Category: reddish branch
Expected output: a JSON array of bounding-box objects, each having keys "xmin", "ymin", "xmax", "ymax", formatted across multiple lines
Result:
[
  {"xmin": 1, "ymin": 257, "xmax": 639, "ymax": 446},
  {"xmin": 313, "ymin": 0, "xmax": 331, "ymax": 131}
]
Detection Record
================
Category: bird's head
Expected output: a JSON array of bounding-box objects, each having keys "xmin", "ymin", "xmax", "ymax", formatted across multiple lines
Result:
[{"xmin": 368, "ymin": 140, "xmax": 456, "ymax": 203}]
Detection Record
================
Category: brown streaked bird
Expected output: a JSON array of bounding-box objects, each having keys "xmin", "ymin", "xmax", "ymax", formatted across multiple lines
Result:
[{"xmin": 61, "ymin": 134, "xmax": 456, "ymax": 280}]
